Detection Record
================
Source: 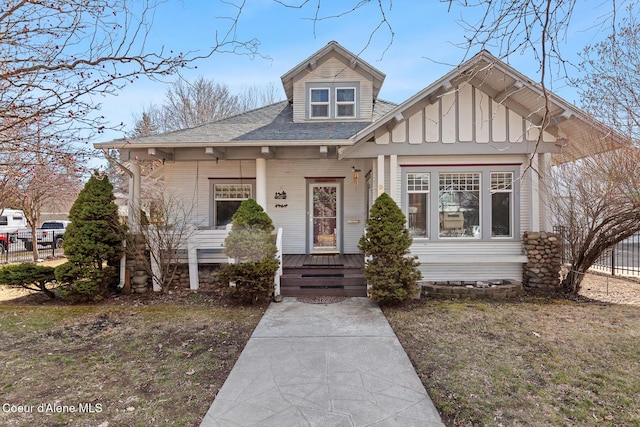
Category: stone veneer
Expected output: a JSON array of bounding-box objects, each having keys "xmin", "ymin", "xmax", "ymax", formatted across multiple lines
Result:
[
  {"xmin": 420, "ymin": 280, "xmax": 523, "ymax": 299},
  {"xmin": 522, "ymin": 231, "xmax": 563, "ymax": 292},
  {"xmin": 171, "ymin": 264, "xmax": 222, "ymax": 288}
]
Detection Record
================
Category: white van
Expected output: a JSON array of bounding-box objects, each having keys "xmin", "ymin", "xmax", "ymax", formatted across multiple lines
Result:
[{"xmin": 0, "ymin": 208, "xmax": 27, "ymax": 242}]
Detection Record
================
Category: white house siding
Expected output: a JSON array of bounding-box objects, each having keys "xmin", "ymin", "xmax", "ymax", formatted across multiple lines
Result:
[
  {"xmin": 292, "ymin": 55, "xmax": 374, "ymax": 122},
  {"xmin": 410, "ymin": 241, "xmax": 526, "ymax": 281},
  {"xmin": 163, "ymin": 160, "xmax": 257, "ymax": 227},
  {"xmin": 265, "ymin": 159, "xmax": 367, "ymax": 254}
]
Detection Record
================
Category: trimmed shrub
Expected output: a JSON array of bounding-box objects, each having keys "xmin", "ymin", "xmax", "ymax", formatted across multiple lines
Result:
[
  {"xmin": 0, "ymin": 263, "xmax": 56, "ymax": 299},
  {"xmin": 358, "ymin": 192, "xmax": 421, "ymax": 304},
  {"xmin": 60, "ymin": 173, "xmax": 125, "ymax": 299},
  {"xmin": 219, "ymin": 199, "xmax": 279, "ymax": 303}
]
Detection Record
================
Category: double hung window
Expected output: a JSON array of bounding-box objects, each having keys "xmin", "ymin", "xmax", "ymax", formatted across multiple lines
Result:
[
  {"xmin": 308, "ymin": 85, "xmax": 357, "ymax": 119},
  {"xmin": 490, "ymin": 172, "xmax": 513, "ymax": 237},
  {"xmin": 310, "ymin": 89, "xmax": 329, "ymax": 118},
  {"xmin": 407, "ymin": 173, "xmax": 429, "ymax": 238},
  {"xmin": 336, "ymin": 88, "xmax": 355, "ymax": 118},
  {"xmin": 212, "ymin": 183, "xmax": 252, "ymax": 229}
]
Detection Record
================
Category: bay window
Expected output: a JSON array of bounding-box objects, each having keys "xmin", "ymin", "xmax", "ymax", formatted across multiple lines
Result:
[{"xmin": 403, "ymin": 166, "xmax": 519, "ymax": 240}]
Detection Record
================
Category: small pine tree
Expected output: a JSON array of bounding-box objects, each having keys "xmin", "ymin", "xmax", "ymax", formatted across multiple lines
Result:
[
  {"xmin": 219, "ymin": 199, "xmax": 279, "ymax": 303},
  {"xmin": 55, "ymin": 173, "xmax": 125, "ymax": 299},
  {"xmin": 359, "ymin": 192, "xmax": 421, "ymax": 304},
  {"xmin": 0, "ymin": 263, "xmax": 56, "ymax": 299}
]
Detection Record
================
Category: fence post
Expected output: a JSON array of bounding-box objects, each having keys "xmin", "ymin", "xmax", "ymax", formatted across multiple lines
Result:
[{"xmin": 610, "ymin": 249, "xmax": 615, "ymax": 276}]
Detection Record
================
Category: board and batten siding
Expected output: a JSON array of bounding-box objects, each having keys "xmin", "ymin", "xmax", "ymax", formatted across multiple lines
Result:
[
  {"xmin": 266, "ymin": 159, "xmax": 367, "ymax": 254},
  {"xmin": 292, "ymin": 55, "xmax": 374, "ymax": 122},
  {"xmin": 376, "ymin": 82, "xmax": 556, "ymax": 146}
]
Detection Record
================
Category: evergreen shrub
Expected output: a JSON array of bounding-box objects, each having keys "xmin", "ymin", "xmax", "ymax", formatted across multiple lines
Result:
[
  {"xmin": 358, "ymin": 192, "xmax": 422, "ymax": 304},
  {"xmin": 55, "ymin": 173, "xmax": 125, "ymax": 300},
  {"xmin": 0, "ymin": 263, "xmax": 56, "ymax": 299},
  {"xmin": 219, "ymin": 199, "xmax": 279, "ymax": 303}
]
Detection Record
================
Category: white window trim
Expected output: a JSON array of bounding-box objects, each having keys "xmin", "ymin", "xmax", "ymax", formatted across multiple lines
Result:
[
  {"xmin": 309, "ymin": 88, "xmax": 330, "ymax": 119},
  {"xmin": 335, "ymin": 87, "xmax": 356, "ymax": 118},
  {"xmin": 401, "ymin": 166, "xmax": 520, "ymax": 242},
  {"xmin": 209, "ymin": 180, "xmax": 255, "ymax": 229},
  {"xmin": 438, "ymin": 172, "xmax": 481, "ymax": 240},
  {"xmin": 490, "ymin": 171, "xmax": 514, "ymax": 239}
]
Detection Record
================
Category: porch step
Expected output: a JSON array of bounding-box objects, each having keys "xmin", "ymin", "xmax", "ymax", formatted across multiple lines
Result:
[{"xmin": 280, "ymin": 274, "xmax": 367, "ymax": 297}]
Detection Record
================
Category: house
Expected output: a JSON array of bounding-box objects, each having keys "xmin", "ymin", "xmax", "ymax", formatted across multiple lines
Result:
[{"xmin": 95, "ymin": 41, "xmax": 618, "ymax": 296}]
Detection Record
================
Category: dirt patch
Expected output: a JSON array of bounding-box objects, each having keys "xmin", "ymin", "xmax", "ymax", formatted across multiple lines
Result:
[{"xmin": 0, "ymin": 283, "xmax": 267, "ymax": 427}]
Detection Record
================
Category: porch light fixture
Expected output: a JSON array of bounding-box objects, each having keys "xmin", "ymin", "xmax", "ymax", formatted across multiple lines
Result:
[{"xmin": 352, "ymin": 166, "xmax": 361, "ymax": 188}]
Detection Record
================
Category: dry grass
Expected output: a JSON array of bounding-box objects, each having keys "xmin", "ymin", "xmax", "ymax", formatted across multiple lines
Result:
[
  {"xmin": 1, "ymin": 272, "xmax": 639, "ymax": 426},
  {"xmin": 384, "ymin": 274, "xmax": 640, "ymax": 426},
  {"xmin": 0, "ymin": 288, "xmax": 267, "ymax": 427}
]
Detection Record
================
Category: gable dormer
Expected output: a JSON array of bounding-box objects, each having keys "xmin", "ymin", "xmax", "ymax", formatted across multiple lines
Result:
[{"xmin": 281, "ymin": 41, "xmax": 385, "ymax": 123}]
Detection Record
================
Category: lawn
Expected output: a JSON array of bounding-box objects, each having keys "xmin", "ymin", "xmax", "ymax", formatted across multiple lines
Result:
[
  {"xmin": 1, "ymin": 274, "xmax": 639, "ymax": 426},
  {"xmin": 384, "ymin": 291, "xmax": 640, "ymax": 426},
  {"xmin": 0, "ymin": 288, "xmax": 267, "ymax": 427}
]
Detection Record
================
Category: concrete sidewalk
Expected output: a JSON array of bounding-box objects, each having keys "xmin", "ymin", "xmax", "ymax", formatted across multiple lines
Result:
[{"xmin": 200, "ymin": 297, "xmax": 444, "ymax": 426}]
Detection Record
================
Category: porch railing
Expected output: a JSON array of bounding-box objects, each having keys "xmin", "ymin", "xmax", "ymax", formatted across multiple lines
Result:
[{"xmin": 184, "ymin": 226, "xmax": 284, "ymax": 293}]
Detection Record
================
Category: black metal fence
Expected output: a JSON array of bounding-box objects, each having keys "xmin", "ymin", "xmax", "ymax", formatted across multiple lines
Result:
[
  {"xmin": 554, "ymin": 226, "xmax": 640, "ymax": 277},
  {"xmin": 0, "ymin": 231, "xmax": 65, "ymax": 264}
]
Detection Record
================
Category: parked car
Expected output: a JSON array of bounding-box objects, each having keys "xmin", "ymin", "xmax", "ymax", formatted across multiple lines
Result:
[
  {"xmin": 18, "ymin": 220, "xmax": 71, "ymax": 251},
  {"xmin": 0, "ymin": 208, "xmax": 27, "ymax": 243}
]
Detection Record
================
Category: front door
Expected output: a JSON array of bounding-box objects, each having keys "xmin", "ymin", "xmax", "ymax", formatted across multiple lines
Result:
[{"xmin": 309, "ymin": 183, "xmax": 340, "ymax": 253}]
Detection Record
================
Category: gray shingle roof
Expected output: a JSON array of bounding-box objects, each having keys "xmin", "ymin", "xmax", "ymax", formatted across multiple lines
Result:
[{"xmin": 102, "ymin": 99, "xmax": 398, "ymax": 146}]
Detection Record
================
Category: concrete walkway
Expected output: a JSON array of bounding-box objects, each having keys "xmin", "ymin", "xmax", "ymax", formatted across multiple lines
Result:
[{"xmin": 200, "ymin": 297, "xmax": 444, "ymax": 426}]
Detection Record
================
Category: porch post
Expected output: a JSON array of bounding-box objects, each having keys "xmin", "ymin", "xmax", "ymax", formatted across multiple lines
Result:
[
  {"xmin": 128, "ymin": 162, "xmax": 142, "ymax": 233},
  {"xmin": 377, "ymin": 154, "xmax": 385, "ymax": 197},
  {"xmin": 539, "ymin": 153, "xmax": 552, "ymax": 231},
  {"xmin": 256, "ymin": 158, "xmax": 267, "ymax": 212},
  {"xmin": 389, "ymin": 154, "xmax": 398, "ymax": 203},
  {"xmin": 530, "ymin": 154, "xmax": 540, "ymax": 232}
]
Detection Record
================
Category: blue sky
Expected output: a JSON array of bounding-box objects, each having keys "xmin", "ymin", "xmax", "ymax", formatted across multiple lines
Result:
[{"xmin": 97, "ymin": 0, "xmax": 612, "ymax": 143}]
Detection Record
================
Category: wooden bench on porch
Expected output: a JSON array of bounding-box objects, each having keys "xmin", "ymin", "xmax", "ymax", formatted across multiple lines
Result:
[{"xmin": 181, "ymin": 226, "xmax": 283, "ymax": 293}]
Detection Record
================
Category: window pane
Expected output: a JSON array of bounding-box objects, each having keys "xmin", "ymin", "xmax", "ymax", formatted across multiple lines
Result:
[
  {"xmin": 491, "ymin": 172, "xmax": 513, "ymax": 237},
  {"xmin": 336, "ymin": 88, "xmax": 354, "ymax": 102},
  {"xmin": 311, "ymin": 89, "xmax": 328, "ymax": 102},
  {"xmin": 215, "ymin": 200, "xmax": 242, "ymax": 228},
  {"xmin": 439, "ymin": 173, "xmax": 480, "ymax": 238},
  {"xmin": 214, "ymin": 184, "xmax": 252, "ymax": 228},
  {"xmin": 311, "ymin": 104, "xmax": 329, "ymax": 117},
  {"xmin": 337, "ymin": 104, "xmax": 354, "ymax": 117},
  {"xmin": 407, "ymin": 173, "xmax": 429, "ymax": 192},
  {"xmin": 408, "ymin": 193, "xmax": 428, "ymax": 238},
  {"xmin": 492, "ymin": 192, "xmax": 511, "ymax": 237}
]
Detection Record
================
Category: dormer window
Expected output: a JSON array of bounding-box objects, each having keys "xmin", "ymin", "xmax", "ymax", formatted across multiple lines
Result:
[
  {"xmin": 307, "ymin": 83, "xmax": 359, "ymax": 119},
  {"xmin": 310, "ymin": 89, "xmax": 330, "ymax": 118},
  {"xmin": 336, "ymin": 88, "xmax": 355, "ymax": 118}
]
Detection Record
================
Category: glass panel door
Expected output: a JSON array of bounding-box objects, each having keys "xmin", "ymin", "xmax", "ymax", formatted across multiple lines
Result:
[{"xmin": 310, "ymin": 183, "xmax": 340, "ymax": 253}]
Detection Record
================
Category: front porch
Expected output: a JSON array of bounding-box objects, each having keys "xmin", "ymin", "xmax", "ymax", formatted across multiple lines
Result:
[{"xmin": 280, "ymin": 254, "xmax": 366, "ymax": 297}]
